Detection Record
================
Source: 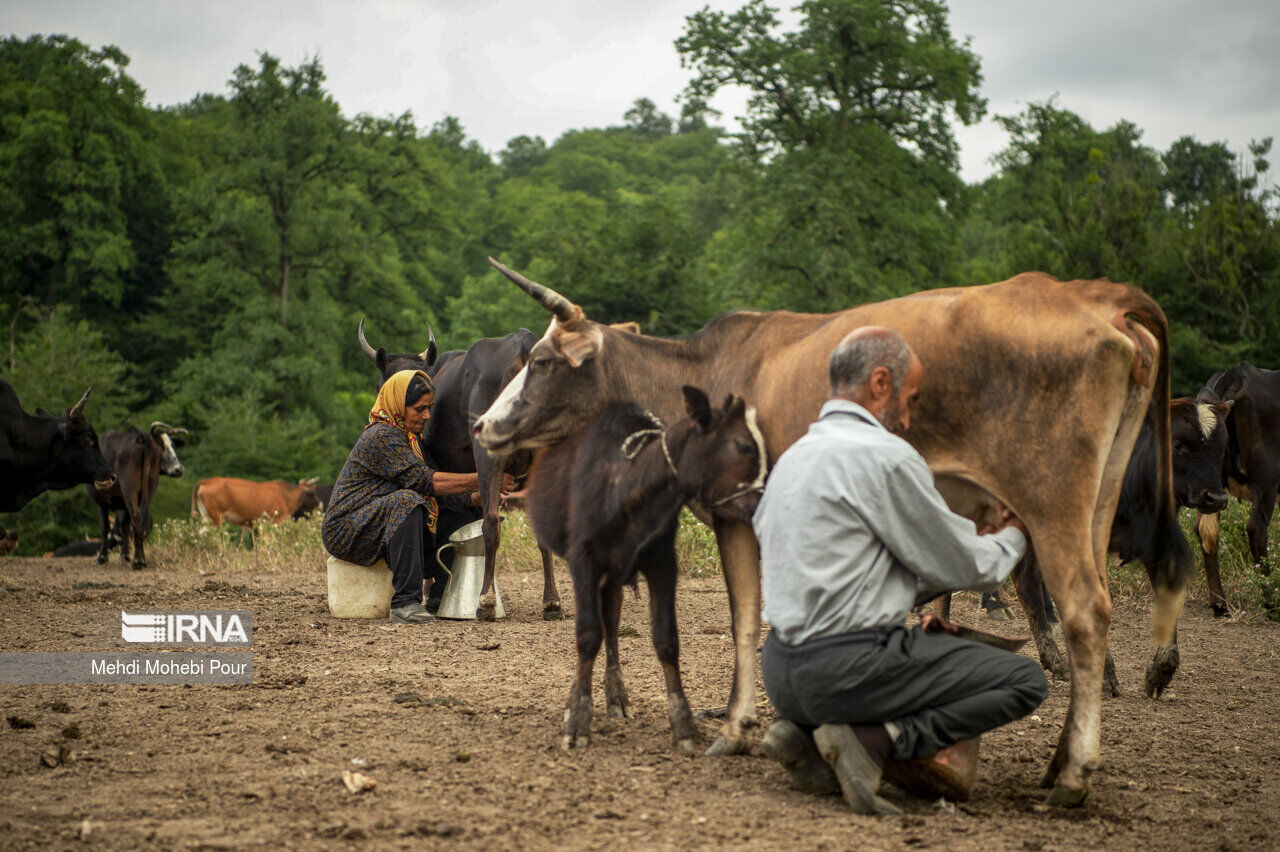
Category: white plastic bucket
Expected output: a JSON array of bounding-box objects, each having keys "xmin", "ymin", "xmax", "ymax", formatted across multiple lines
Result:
[{"xmin": 326, "ymin": 554, "xmax": 392, "ymax": 618}]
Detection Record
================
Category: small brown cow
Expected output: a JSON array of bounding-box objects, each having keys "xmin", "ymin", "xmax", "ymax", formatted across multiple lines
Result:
[{"xmin": 191, "ymin": 477, "xmax": 321, "ymax": 527}]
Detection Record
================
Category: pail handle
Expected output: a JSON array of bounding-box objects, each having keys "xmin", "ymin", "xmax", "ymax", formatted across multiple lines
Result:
[{"xmin": 435, "ymin": 542, "xmax": 455, "ymax": 577}]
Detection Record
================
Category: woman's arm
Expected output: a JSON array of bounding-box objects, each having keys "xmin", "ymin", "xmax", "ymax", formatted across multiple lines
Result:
[{"xmin": 432, "ymin": 471, "xmax": 480, "ymax": 496}]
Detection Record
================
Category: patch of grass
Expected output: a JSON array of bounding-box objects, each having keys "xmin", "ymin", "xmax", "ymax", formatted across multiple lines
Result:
[
  {"xmin": 1108, "ymin": 500, "xmax": 1279, "ymax": 620},
  {"xmin": 149, "ymin": 514, "xmax": 325, "ymax": 574},
  {"xmin": 490, "ymin": 508, "xmax": 722, "ymax": 579}
]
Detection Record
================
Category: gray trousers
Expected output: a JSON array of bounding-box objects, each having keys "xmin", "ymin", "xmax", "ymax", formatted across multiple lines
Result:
[{"xmin": 762, "ymin": 625, "xmax": 1048, "ymax": 760}]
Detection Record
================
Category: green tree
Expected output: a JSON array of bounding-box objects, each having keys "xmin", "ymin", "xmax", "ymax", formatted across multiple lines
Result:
[{"xmin": 676, "ymin": 0, "xmax": 985, "ymax": 309}]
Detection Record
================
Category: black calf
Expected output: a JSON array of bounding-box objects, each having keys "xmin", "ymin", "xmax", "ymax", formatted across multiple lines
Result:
[{"xmin": 524, "ymin": 386, "xmax": 766, "ymax": 751}]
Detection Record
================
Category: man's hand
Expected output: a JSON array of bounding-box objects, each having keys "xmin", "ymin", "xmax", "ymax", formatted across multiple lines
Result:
[
  {"xmin": 977, "ymin": 502, "xmax": 1027, "ymax": 537},
  {"xmin": 919, "ymin": 613, "xmax": 961, "ymax": 636}
]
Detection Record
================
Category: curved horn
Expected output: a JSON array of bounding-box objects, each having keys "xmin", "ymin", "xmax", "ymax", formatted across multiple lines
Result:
[
  {"xmin": 487, "ymin": 257, "xmax": 578, "ymax": 323},
  {"xmin": 68, "ymin": 388, "xmax": 91, "ymax": 421},
  {"xmin": 149, "ymin": 421, "xmax": 188, "ymax": 436},
  {"xmin": 418, "ymin": 320, "xmax": 437, "ymax": 363},
  {"xmin": 357, "ymin": 318, "xmax": 378, "ymax": 362}
]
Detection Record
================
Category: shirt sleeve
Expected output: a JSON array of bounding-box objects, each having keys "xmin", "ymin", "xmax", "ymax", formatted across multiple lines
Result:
[
  {"xmin": 357, "ymin": 426, "xmax": 435, "ymax": 495},
  {"xmin": 863, "ymin": 453, "xmax": 1027, "ymax": 594}
]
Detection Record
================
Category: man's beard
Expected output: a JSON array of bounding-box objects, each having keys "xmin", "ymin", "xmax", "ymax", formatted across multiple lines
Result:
[{"xmin": 877, "ymin": 397, "xmax": 907, "ymax": 434}]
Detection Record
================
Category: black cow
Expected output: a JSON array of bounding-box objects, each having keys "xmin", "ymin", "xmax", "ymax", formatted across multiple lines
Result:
[
  {"xmin": 525, "ymin": 387, "xmax": 767, "ymax": 752},
  {"xmin": 88, "ymin": 423, "xmax": 188, "ymax": 569},
  {"xmin": 313, "ymin": 482, "xmax": 335, "ymax": 513},
  {"xmin": 52, "ymin": 530, "xmax": 123, "ymax": 558},
  {"xmin": 949, "ymin": 396, "xmax": 1230, "ymax": 697},
  {"xmin": 358, "ymin": 318, "xmax": 444, "ymax": 378},
  {"xmin": 1194, "ymin": 363, "xmax": 1280, "ymax": 615},
  {"xmin": 0, "ymin": 382, "xmax": 114, "ymax": 513},
  {"xmin": 361, "ymin": 321, "xmax": 560, "ymax": 620}
]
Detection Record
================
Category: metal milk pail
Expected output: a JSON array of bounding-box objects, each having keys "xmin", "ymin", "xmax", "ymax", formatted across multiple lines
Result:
[{"xmin": 435, "ymin": 519, "xmax": 504, "ymax": 620}]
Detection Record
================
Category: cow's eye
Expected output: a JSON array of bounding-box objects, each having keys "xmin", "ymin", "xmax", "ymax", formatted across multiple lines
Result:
[
  {"xmin": 734, "ymin": 439, "xmax": 754, "ymax": 454},
  {"xmin": 1172, "ymin": 440, "xmax": 1184, "ymax": 453}
]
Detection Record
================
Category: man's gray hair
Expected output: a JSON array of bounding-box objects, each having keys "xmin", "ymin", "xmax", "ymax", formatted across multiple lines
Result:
[{"xmin": 829, "ymin": 328, "xmax": 913, "ymax": 395}]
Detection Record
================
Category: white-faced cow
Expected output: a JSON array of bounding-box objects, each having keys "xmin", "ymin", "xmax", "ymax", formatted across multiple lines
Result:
[
  {"xmin": 1194, "ymin": 363, "xmax": 1280, "ymax": 615},
  {"xmin": 88, "ymin": 423, "xmax": 188, "ymax": 569},
  {"xmin": 474, "ymin": 260, "xmax": 1190, "ymax": 807},
  {"xmin": 1, "ymin": 381, "xmax": 114, "ymax": 514}
]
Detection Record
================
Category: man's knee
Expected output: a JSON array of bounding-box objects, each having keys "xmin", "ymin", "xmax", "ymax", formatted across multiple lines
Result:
[{"xmin": 1008, "ymin": 654, "xmax": 1049, "ymax": 712}]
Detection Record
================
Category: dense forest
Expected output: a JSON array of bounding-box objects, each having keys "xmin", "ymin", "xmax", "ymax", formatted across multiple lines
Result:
[{"xmin": 3, "ymin": 0, "xmax": 1278, "ymax": 553}]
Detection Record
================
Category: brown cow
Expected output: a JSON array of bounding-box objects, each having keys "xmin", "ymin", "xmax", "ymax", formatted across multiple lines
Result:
[
  {"xmin": 191, "ymin": 477, "xmax": 321, "ymax": 527},
  {"xmin": 473, "ymin": 260, "xmax": 1189, "ymax": 807}
]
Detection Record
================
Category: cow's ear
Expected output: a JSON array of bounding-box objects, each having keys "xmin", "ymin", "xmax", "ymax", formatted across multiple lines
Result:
[
  {"xmin": 1218, "ymin": 399, "xmax": 1235, "ymax": 412},
  {"xmin": 683, "ymin": 386, "xmax": 713, "ymax": 431},
  {"xmin": 723, "ymin": 394, "xmax": 745, "ymax": 420},
  {"xmin": 375, "ymin": 348, "xmax": 389, "ymax": 378},
  {"xmin": 610, "ymin": 321, "xmax": 641, "ymax": 334},
  {"xmin": 553, "ymin": 324, "xmax": 603, "ymax": 368}
]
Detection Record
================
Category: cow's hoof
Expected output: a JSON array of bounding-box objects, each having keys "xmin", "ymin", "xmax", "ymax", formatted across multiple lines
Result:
[
  {"xmin": 607, "ymin": 702, "xmax": 632, "ymax": 720},
  {"xmin": 1103, "ymin": 678, "xmax": 1121, "ymax": 699},
  {"xmin": 705, "ymin": 734, "xmax": 750, "ymax": 757},
  {"xmin": 676, "ymin": 738, "xmax": 698, "ymax": 754},
  {"xmin": 95, "ymin": 555, "xmax": 107, "ymax": 565},
  {"xmin": 1144, "ymin": 646, "xmax": 1180, "ymax": 699},
  {"xmin": 560, "ymin": 735, "xmax": 590, "ymax": 751},
  {"xmin": 476, "ymin": 599, "xmax": 497, "ymax": 622},
  {"xmin": 131, "ymin": 562, "xmax": 146, "ymax": 571},
  {"xmin": 981, "ymin": 606, "xmax": 1015, "ymax": 623},
  {"xmin": 1211, "ymin": 603, "xmax": 1229, "ymax": 618},
  {"xmin": 1046, "ymin": 784, "xmax": 1089, "ymax": 808},
  {"xmin": 542, "ymin": 602, "xmax": 564, "ymax": 621}
]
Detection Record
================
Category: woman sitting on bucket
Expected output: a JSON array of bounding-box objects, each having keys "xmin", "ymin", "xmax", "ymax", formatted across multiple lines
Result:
[{"xmin": 322, "ymin": 370, "xmax": 512, "ymax": 623}]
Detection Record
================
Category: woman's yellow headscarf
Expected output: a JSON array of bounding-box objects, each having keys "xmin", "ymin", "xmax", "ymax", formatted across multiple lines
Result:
[
  {"xmin": 368, "ymin": 369, "xmax": 439, "ymax": 532},
  {"xmin": 368, "ymin": 369, "xmax": 435, "ymax": 459}
]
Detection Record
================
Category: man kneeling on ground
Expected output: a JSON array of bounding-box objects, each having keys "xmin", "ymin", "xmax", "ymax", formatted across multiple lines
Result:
[{"xmin": 753, "ymin": 326, "xmax": 1048, "ymax": 814}]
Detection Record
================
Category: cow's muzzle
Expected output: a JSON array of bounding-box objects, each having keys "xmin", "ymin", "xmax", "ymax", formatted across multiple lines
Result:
[{"xmin": 1187, "ymin": 489, "xmax": 1229, "ymax": 514}]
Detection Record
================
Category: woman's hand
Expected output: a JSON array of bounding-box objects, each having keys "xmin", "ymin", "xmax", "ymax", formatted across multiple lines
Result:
[{"xmin": 499, "ymin": 474, "xmax": 516, "ymax": 496}]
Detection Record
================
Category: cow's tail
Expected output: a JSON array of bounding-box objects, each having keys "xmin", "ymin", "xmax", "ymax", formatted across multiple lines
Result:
[
  {"xmin": 1127, "ymin": 299, "xmax": 1194, "ymax": 652},
  {"xmin": 191, "ymin": 481, "xmax": 209, "ymax": 523}
]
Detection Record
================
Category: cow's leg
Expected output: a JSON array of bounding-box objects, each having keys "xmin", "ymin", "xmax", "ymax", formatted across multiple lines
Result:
[
  {"xmin": 706, "ymin": 518, "xmax": 761, "ymax": 757},
  {"xmin": 95, "ymin": 504, "xmax": 112, "ymax": 565},
  {"xmin": 980, "ymin": 588, "xmax": 1015, "ymax": 621},
  {"xmin": 540, "ymin": 546, "xmax": 563, "ymax": 620},
  {"xmin": 116, "ymin": 511, "xmax": 131, "ymax": 563},
  {"xmin": 939, "ymin": 592, "xmax": 952, "ymax": 621},
  {"xmin": 130, "ymin": 501, "xmax": 150, "ymax": 570},
  {"xmin": 647, "ymin": 550, "xmax": 697, "ymax": 752},
  {"xmin": 564, "ymin": 566, "xmax": 602, "ymax": 750},
  {"xmin": 601, "ymin": 580, "xmax": 631, "ymax": 720},
  {"xmin": 1195, "ymin": 511, "xmax": 1228, "ymax": 617},
  {"xmin": 474, "ymin": 448, "xmax": 503, "ymax": 622},
  {"xmin": 1246, "ymin": 490, "xmax": 1277, "ymax": 612},
  {"xmin": 1036, "ymin": 540, "xmax": 1111, "ymax": 806},
  {"xmin": 1012, "ymin": 554, "xmax": 1069, "ymax": 680}
]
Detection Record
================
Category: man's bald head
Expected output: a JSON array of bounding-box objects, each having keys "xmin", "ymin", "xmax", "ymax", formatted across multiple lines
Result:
[{"xmin": 829, "ymin": 326, "xmax": 915, "ymax": 398}]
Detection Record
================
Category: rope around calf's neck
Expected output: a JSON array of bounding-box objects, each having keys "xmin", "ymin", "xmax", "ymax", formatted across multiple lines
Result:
[{"xmin": 619, "ymin": 412, "xmax": 679, "ymax": 478}]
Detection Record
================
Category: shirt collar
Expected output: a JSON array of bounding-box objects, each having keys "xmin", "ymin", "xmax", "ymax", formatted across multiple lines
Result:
[{"xmin": 818, "ymin": 398, "xmax": 886, "ymax": 431}]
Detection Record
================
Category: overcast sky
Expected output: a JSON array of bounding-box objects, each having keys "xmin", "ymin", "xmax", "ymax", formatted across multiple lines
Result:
[{"xmin": 7, "ymin": 1, "xmax": 1279, "ymax": 183}]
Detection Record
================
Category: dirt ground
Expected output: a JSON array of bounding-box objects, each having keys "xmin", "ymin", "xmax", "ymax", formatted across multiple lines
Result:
[{"xmin": 1, "ymin": 554, "xmax": 1278, "ymax": 851}]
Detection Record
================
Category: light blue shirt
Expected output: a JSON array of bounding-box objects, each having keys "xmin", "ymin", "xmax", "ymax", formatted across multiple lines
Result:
[{"xmin": 754, "ymin": 399, "xmax": 1027, "ymax": 644}]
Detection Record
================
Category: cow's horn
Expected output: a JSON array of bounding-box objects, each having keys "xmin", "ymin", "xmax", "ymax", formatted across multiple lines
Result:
[
  {"xmin": 419, "ymin": 320, "xmax": 437, "ymax": 362},
  {"xmin": 358, "ymin": 317, "xmax": 378, "ymax": 362},
  {"xmin": 149, "ymin": 421, "xmax": 188, "ymax": 435},
  {"xmin": 487, "ymin": 257, "xmax": 579, "ymax": 323},
  {"xmin": 68, "ymin": 388, "xmax": 91, "ymax": 421}
]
